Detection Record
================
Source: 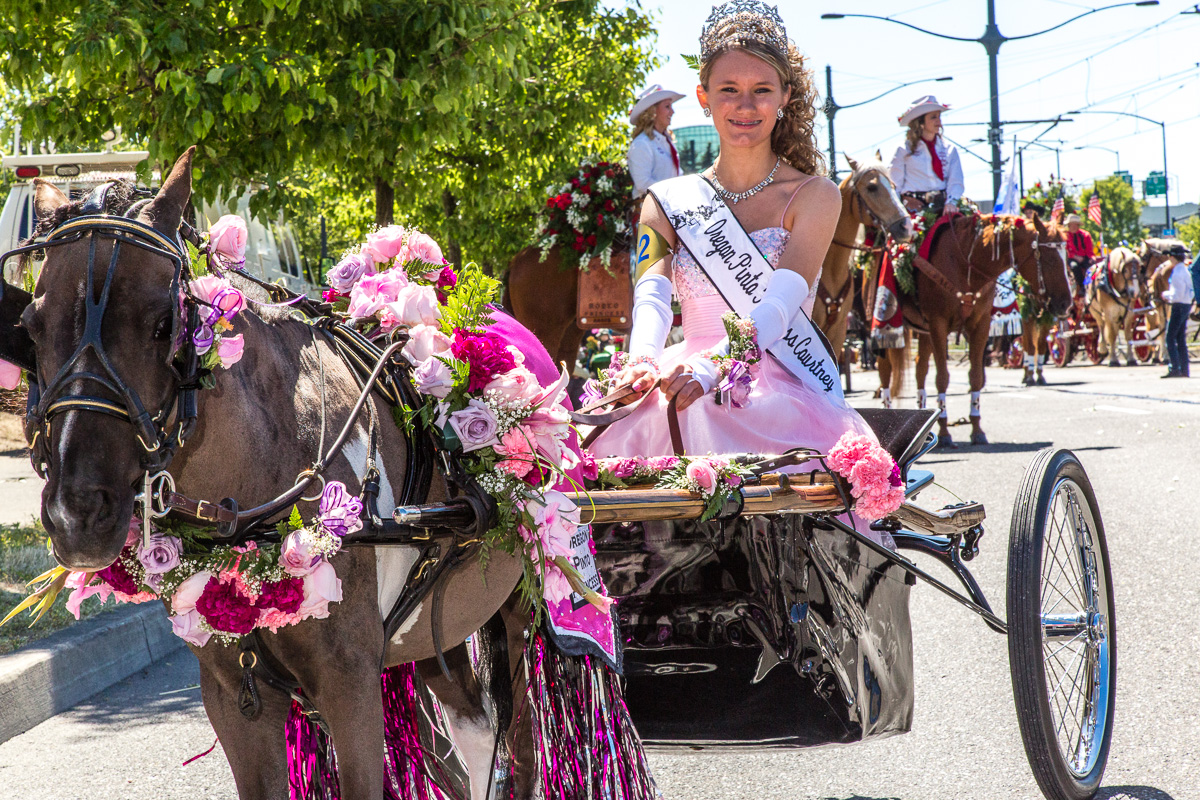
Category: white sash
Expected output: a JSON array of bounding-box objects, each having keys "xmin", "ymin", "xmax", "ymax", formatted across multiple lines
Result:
[{"xmin": 650, "ymin": 174, "xmax": 848, "ymax": 405}]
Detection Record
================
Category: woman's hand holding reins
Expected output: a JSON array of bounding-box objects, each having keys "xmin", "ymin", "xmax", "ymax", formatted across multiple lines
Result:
[
  {"xmin": 612, "ymin": 363, "xmax": 660, "ymax": 403},
  {"xmin": 660, "ymin": 362, "xmax": 707, "ymax": 411}
]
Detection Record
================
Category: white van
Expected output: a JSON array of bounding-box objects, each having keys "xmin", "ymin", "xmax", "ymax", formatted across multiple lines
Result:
[{"xmin": 0, "ymin": 150, "xmax": 312, "ymax": 294}]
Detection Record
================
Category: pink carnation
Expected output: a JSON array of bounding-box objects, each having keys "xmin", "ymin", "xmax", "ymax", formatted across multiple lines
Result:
[
  {"xmin": 828, "ymin": 432, "xmax": 905, "ymax": 519},
  {"xmin": 495, "ymin": 426, "xmax": 537, "ymax": 479}
]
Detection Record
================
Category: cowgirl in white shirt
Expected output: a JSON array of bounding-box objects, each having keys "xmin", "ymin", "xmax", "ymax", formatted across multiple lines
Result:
[
  {"xmin": 889, "ymin": 95, "xmax": 965, "ymax": 213},
  {"xmin": 627, "ymin": 85, "xmax": 685, "ymax": 198}
]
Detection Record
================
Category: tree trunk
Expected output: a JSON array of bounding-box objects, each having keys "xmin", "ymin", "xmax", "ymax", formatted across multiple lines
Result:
[
  {"xmin": 441, "ymin": 189, "xmax": 462, "ymax": 268},
  {"xmin": 374, "ymin": 176, "xmax": 394, "ymax": 227}
]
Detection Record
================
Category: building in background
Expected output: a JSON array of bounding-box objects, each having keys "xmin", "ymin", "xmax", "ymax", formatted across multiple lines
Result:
[
  {"xmin": 673, "ymin": 125, "xmax": 719, "ymax": 174},
  {"xmin": 1141, "ymin": 203, "xmax": 1198, "ymax": 239}
]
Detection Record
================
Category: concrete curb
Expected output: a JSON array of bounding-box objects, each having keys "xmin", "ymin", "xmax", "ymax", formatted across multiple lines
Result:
[{"xmin": 0, "ymin": 602, "xmax": 184, "ymax": 743}]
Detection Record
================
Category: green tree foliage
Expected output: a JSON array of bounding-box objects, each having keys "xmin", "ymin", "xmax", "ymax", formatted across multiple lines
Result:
[
  {"xmin": 1021, "ymin": 178, "xmax": 1077, "ymax": 220},
  {"xmin": 1077, "ymin": 176, "xmax": 1147, "ymax": 247},
  {"xmin": 1177, "ymin": 214, "xmax": 1200, "ymax": 257},
  {"xmin": 0, "ymin": 0, "xmax": 654, "ymax": 269}
]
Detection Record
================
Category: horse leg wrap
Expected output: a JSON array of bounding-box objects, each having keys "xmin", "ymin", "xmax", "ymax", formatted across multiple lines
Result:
[
  {"xmin": 917, "ymin": 389, "xmax": 927, "ymax": 409},
  {"xmin": 937, "ymin": 393, "xmax": 947, "ymax": 420},
  {"xmin": 970, "ymin": 391, "xmax": 981, "ymax": 418},
  {"xmin": 881, "ymin": 387, "xmax": 892, "ymax": 409}
]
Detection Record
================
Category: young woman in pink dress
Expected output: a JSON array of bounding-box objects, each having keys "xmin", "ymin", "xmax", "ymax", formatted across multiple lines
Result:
[{"xmin": 590, "ymin": 1, "xmax": 880, "ymax": 487}]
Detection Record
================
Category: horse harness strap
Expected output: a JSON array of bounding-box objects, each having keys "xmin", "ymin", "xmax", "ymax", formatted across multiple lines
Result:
[{"xmin": 910, "ymin": 254, "xmax": 995, "ymax": 321}]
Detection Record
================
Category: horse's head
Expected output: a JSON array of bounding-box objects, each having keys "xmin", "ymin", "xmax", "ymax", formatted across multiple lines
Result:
[
  {"xmin": 1028, "ymin": 214, "xmax": 1072, "ymax": 316},
  {"xmin": 843, "ymin": 154, "xmax": 913, "ymax": 243},
  {"xmin": 22, "ymin": 148, "xmax": 195, "ymax": 569}
]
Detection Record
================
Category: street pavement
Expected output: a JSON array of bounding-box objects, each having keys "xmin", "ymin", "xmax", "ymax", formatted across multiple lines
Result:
[{"xmin": 0, "ymin": 360, "xmax": 1196, "ymax": 800}]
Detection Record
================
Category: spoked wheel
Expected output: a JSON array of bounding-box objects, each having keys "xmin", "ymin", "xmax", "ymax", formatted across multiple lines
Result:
[
  {"xmin": 1008, "ymin": 448, "xmax": 1116, "ymax": 800},
  {"xmin": 1049, "ymin": 324, "xmax": 1074, "ymax": 367},
  {"xmin": 1082, "ymin": 331, "xmax": 1104, "ymax": 366},
  {"xmin": 1128, "ymin": 311, "xmax": 1155, "ymax": 365}
]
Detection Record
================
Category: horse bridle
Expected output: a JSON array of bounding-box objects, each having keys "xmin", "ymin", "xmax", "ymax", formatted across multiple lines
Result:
[{"xmin": 0, "ymin": 195, "xmax": 201, "ymax": 480}]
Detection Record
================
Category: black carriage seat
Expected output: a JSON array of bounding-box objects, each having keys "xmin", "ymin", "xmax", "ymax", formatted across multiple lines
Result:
[{"xmin": 855, "ymin": 407, "xmax": 939, "ymax": 474}]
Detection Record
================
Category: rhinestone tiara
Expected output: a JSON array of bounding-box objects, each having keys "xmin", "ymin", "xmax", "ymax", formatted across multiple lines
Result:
[{"xmin": 699, "ymin": 1, "xmax": 789, "ymax": 63}]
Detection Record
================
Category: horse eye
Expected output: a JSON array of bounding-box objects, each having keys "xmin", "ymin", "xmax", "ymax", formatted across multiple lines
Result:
[
  {"xmin": 866, "ymin": 184, "xmax": 878, "ymax": 192},
  {"xmin": 153, "ymin": 315, "xmax": 173, "ymax": 341}
]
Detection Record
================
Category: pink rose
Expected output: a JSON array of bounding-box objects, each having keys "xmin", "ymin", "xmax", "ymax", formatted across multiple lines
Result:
[
  {"xmin": 413, "ymin": 357, "xmax": 453, "ymax": 398},
  {"xmin": 346, "ymin": 269, "xmax": 409, "ymax": 319},
  {"xmin": 216, "ymin": 334, "xmax": 244, "ymax": 368},
  {"xmin": 363, "ymin": 225, "xmax": 410, "ymax": 265},
  {"xmin": 448, "ymin": 399, "xmax": 500, "ymax": 452},
  {"xmin": 208, "ymin": 215, "xmax": 248, "ymax": 266},
  {"xmin": 299, "ymin": 561, "xmax": 343, "ymax": 619},
  {"xmin": 484, "ymin": 366, "xmax": 541, "ymax": 405},
  {"xmin": 0, "ymin": 359, "xmax": 20, "ymax": 390},
  {"xmin": 170, "ymin": 609, "xmax": 213, "ymax": 647},
  {"xmin": 686, "ymin": 460, "xmax": 718, "ymax": 495},
  {"xmin": 726, "ymin": 472, "xmax": 743, "ymax": 487},
  {"xmin": 403, "ymin": 324, "xmax": 452, "ymax": 365},
  {"xmin": 406, "ymin": 231, "xmax": 445, "ymax": 265},
  {"xmin": 380, "ymin": 284, "xmax": 441, "ymax": 331},
  {"xmin": 171, "ymin": 571, "xmax": 214, "ymax": 615},
  {"xmin": 579, "ymin": 449, "xmax": 599, "ymax": 481},
  {"xmin": 280, "ymin": 531, "xmax": 323, "ymax": 577}
]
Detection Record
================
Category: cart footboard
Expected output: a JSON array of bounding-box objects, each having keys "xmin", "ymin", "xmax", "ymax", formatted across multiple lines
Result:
[{"xmin": 595, "ymin": 513, "xmax": 916, "ymax": 749}]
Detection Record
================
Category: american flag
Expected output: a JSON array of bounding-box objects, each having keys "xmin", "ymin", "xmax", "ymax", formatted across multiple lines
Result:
[
  {"xmin": 1087, "ymin": 192, "xmax": 1102, "ymax": 226},
  {"xmin": 1051, "ymin": 191, "xmax": 1065, "ymax": 222}
]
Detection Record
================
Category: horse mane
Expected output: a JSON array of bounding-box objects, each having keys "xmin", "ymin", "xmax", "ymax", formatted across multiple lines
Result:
[
  {"xmin": 1142, "ymin": 237, "xmax": 1186, "ymax": 254},
  {"xmin": 28, "ymin": 180, "xmax": 147, "ymax": 243}
]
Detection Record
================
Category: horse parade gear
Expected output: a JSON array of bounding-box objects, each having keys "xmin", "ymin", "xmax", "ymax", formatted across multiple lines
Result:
[
  {"xmin": 700, "ymin": 0, "xmax": 789, "ymax": 62},
  {"xmin": 711, "ymin": 155, "xmax": 781, "ymax": 204}
]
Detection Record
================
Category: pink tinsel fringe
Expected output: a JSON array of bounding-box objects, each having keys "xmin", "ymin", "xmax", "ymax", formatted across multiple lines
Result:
[{"xmin": 525, "ymin": 631, "xmax": 659, "ymax": 800}]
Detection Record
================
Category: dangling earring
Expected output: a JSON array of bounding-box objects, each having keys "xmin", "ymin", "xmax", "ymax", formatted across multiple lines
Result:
[
  {"xmin": 776, "ymin": 108, "xmax": 784, "ymax": 119},
  {"xmin": 703, "ymin": 107, "xmax": 712, "ymax": 117}
]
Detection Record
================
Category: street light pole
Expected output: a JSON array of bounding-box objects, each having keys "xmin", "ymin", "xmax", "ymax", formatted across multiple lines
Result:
[
  {"xmin": 1073, "ymin": 144, "xmax": 1120, "ymax": 173},
  {"xmin": 821, "ymin": 1, "xmax": 1159, "ymax": 199},
  {"xmin": 1068, "ymin": 109, "xmax": 1168, "ymax": 230}
]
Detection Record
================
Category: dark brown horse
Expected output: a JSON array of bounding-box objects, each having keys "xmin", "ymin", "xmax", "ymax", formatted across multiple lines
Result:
[
  {"xmin": 15, "ymin": 150, "xmax": 545, "ymax": 800},
  {"xmin": 902, "ymin": 213, "xmax": 1071, "ymax": 446},
  {"xmin": 1018, "ymin": 219, "xmax": 1070, "ymax": 385}
]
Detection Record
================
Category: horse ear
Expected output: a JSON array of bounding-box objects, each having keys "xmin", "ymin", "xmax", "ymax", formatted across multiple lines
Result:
[
  {"xmin": 1033, "ymin": 214, "xmax": 1047, "ymax": 236},
  {"xmin": 138, "ymin": 146, "xmax": 196, "ymax": 236},
  {"xmin": 33, "ymin": 179, "xmax": 70, "ymax": 220},
  {"xmin": 875, "ymin": 149, "xmax": 883, "ymax": 162},
  {"xmin": 843, "ymin": 153, "xmax": 859, "ymax": 172}
]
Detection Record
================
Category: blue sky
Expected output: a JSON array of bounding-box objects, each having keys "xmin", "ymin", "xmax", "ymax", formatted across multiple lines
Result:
[{"xmin": 615, "ymin": 0, "xmax": 1200, "ymax": 217}]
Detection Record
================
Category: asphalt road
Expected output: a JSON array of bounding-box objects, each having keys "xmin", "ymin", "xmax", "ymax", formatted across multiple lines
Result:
[{"xmin": 0, "ymin": 360, "xmax": 1197, "ymax": 800}]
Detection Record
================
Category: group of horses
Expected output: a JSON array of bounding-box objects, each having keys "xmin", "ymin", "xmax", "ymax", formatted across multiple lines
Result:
[{"xmin": 507, "ymin": 156, "xmax": 1073, "ymax": 448}]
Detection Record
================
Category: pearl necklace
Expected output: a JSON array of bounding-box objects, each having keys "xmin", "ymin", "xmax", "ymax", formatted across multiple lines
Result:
[{"xmin": 711, "ymin": 157, "xmax": 781, "ymax": 204}]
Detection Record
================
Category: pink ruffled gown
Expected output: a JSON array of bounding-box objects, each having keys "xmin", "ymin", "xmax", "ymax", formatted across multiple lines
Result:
[{"xmin": 589, "ymin": 227, "xmax": 889, "ymax": 543}]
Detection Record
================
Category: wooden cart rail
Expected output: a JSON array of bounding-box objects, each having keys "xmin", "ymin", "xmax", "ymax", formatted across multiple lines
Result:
[{"xmin": 566, "ymin": 474, "xmax": 846, "ymax": 524}]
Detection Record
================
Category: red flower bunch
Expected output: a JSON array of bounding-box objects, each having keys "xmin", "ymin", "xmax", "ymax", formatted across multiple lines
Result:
[
  {"xmin": 537, "ymin": 161, "xmax": 634, "ymax": 272},
  {"xmin": 451, "ymin": 328, "xmax": 516, "ymax": 392},
  {"xmin": 195, "ymin": 577, "xmax": 260, "ymax": 635},
  {"xmin": 97, "ymin": 552, "xmax": 140, "ymax": 596},
  {"xmin": 255, "ymin": 578, "xmax": 304, "ymax": 615}
]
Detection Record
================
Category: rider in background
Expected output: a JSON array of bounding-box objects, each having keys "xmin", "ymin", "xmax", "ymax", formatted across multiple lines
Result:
[
  {"xmin": 889, "ymin": 96, "xmax": 964, "ymax": 215},
  {"xmin": 628, "ymin": 85, "xmax": 685, "ymax": 198},
  {"xmin": 1161, "ymin": 243, "xmax": 1194, "ymax": 379},
  {"xmin": 1022, "ymin": 201, "xmax": 1045, "ymax": 221},
  {"xmin": 1063, "ymin": 213, "xmax": 1095, "ymax": 297}
]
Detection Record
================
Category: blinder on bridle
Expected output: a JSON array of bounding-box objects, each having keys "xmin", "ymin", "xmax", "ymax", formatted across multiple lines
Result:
[{"xmin": 0, "ymin": 183, "xmax": 201, "ymax": 478}]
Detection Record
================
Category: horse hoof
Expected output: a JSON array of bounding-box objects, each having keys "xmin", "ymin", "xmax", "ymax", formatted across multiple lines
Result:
[
  {"xmin": 1108, "ymin": 360, "xmax": 1120, "ymax": 368},
  {"xmin": 971, "ymin": 431, "xmax": 989, "ymax": 445},
  {"xmin": 1022, "ymin": 376, "xmax": 1035, "ymax": 387},
  {"xmin": 936, "ymin": 433, "xmax": 957, "ymax": 449},
  {"xmin": 1036, "ymin": 375, "xmax": 1047, "ymax": 386}
]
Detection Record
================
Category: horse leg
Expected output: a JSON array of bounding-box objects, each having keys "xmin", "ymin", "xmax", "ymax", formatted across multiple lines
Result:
[
  {"xmin": 1122, "ymin": 311, "xmax": 1137, "ymax": 366},
  {"xmin": 418, "ymin": 645, "xmax": 499, "ymax": 800},
  {"xmin": 914, "ymin": 333, "xmax": 931, "ymax": 412},
  {"xmin": 1020, "ymin": 326, "xmax": 1035, "ymax": 386},
  {"xmin": 967, "ymin": 314, "xmax": 990, "ymax": 445},
  {"xmin": 1036, "ymin": 323, "xmax": 1049, "ymax": 385},
  {"xmin": 926, "ymin": 322, "xmax": 954, "ymax": 447},
  {"xmin": 193, "ymin": 644, "xmax": 293, "ymax": 799},
  {"xmin": 877, "ymin": 350, "xmax": 892, "ymax": 407},
  {"xmin": 1105, "ymin": 310, "xmax": 1121, "ymax": 367}
]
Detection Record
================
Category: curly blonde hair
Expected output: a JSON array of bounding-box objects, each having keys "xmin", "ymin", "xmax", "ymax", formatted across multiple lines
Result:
[
  {"xmin": 699, "ymin": 38, "xmax": 826, "ymax": 176},
  {"xmin": 905, "ymin": 117, "xmax": 926, "ymax": 154},
  {"xmin": 630, "ymin": 105, "xmax": 663, "ymax": 142}
]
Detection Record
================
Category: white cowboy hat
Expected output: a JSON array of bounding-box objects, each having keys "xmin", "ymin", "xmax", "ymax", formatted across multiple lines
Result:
[
  {"xmin": 898, "ymin": 95, "xmax": 951, "ymax": 127},
  {"xmin": 629, "ymin": 84, "xmax": 685, "ymax": 124},
  {"xmin": 1063, "ymin": 213, "xmax": 1083, "ymax": 225}
]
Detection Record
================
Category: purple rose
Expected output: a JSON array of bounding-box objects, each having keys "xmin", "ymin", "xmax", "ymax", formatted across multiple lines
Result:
[
  {"xmin": 280, "ymin": 531, "xmax": 322, "ymax": 577},
  {"xmin": 448, "ymin": 399, "xmax": 501, "ymax": 452},
  {"xmin": 327, "ymin": 251, "xmax": 376, "ymax": 293},
  {"xmin": 170, "ymin": 609, "xmax": 212, "ymax": 647},
  {"xmin": 413, "ymin": 357, "xmax": 453, "ymax": 399},
  {"xmin": 137, "ymin": 533, "xmax": 181, "ymax": 575},
  {"xmin": 318, "ymin": 481, "xmax": 363, "ymax": 538}
]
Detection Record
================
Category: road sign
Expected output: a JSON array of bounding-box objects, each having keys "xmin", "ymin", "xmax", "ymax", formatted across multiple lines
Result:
[
  {"xmin": 1113, "ymin": 170, "xmax": 1132, "ymax": 187},
  {"xmin": 1163, "ymin": 228, "xmax": 1176, "ymax": 237},
  {"xmin": 1145, "ymin": 171, "xmax": 1166, "ymax": 197}
]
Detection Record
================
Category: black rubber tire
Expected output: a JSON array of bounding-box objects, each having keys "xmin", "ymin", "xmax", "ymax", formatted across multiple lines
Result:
[{"xmin": 1007, "ymin": 448, "xmax": 1116, "ymax": 800}]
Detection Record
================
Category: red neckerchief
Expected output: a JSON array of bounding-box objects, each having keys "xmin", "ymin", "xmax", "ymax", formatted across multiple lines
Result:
[
  {"xmin": 665, "ymin": 135, "xmax": 680, "ymax": 173},
  {"xmin": 922, "ymin": 137, "xmax": 944, "ymax": 181}
]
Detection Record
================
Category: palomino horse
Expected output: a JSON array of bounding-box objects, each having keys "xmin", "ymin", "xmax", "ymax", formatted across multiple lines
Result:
[
  {"xmin": 812, "ymin": 155, "xmax": 913, "ymax": 359},
  {"xmin": 1086, "ymin": 247, "xmax": 1141, "ymax": 367},
  {"xmin": 1135, "ymin": 238, "xmax": 1184, "ymax": 364},
  {"xmin": 12, "ymin": 150, "xmax": 566, "ymax": 800},
  {"xmin": 1018, "ymin": 218, "xmax": 1070, "ymax": 385},
  {"xmin": 906, "ymin": 214, "xmax": 1072, "ymax": 446}
]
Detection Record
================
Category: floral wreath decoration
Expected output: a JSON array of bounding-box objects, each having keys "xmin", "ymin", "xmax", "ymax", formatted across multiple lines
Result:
[
  {"xmin": 537, "ymin": 161, "xmax": 634, "ymax": 273},
  {"xmin": 5, "ymin": 220, "xmax": 614, "ymax": 645}
]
